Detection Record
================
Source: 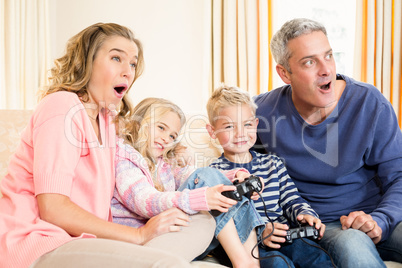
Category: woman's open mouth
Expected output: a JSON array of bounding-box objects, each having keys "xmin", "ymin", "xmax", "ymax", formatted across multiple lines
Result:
[{"xmin": 114, "ymin": 84, "xmax": 128, "ymax": 97}]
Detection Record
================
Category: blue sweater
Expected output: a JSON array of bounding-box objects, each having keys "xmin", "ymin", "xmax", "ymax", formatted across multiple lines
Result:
[
  {"xmin": 254, "ymin": 74, "xmax": 402, "ymax": 241},
  {"xmin": 210, "ymin": 150, "xmax": 318, "ymax": 226}
]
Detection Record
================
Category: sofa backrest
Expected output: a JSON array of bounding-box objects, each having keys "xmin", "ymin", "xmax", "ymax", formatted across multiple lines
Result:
[{"xmin": 179, "ymin": 113, "xmax": 223, "ymax": 167}]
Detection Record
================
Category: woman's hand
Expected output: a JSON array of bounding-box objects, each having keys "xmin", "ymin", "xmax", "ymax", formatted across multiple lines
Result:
[
  {"xmin": 296, "ymin": 214, "xmax": 325, "ymax": 239},
  {"xmin": 37, "ymin": 193, "xmax": 187, "ymax": 245},
  {"xmin": 206, "ymin": 184, "xmax": 237, "ymax": 213},
  {"xmin": 261, "ymin": 222, "xmax": 289, "ymax": 249},
  {"xmin": 139, "ymin": 208, "xmax": 191, "ymax": 243}
]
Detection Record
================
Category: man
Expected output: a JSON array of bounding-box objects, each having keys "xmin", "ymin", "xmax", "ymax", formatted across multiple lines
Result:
[{"xmin": 254, "ymin": 18, "xmax": 402, "ymax": 267}]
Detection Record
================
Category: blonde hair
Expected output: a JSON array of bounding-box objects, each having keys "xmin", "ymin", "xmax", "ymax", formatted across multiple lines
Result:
[
  {"xmin": 206, "ymin": 84, "xmax": 257, "ymax": 126},
  {"xmin": 122, "ymin": 98, "xmax": 186, "ymax": 191},
  {"xmin": 42, "ymin": 22, "xmax": 144, "ymax": 124}
]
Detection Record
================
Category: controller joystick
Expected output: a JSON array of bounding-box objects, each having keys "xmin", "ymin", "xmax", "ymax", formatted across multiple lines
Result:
[{"xmin": 210, "ymin": 175, "xmax": 262, "ymax": 216}]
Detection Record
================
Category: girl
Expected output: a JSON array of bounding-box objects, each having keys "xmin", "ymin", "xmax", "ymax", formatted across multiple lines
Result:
[
  {"xmin": 0, "ymin": 23, "xmax": 201, "ymax": 268},
  {"xmin": 112, "ymin": 97, "xmax": 253, "ymax": 261}
]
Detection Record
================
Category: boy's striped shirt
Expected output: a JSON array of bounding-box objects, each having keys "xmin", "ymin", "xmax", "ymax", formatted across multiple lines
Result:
[{"xmin": 209, "ymin": 150, "xmax": 318, "ymax": 225}]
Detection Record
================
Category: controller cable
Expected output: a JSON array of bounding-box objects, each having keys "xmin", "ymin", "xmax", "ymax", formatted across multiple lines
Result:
[{"xmin": 248, "ymin": 187, "xmax": 336, "ymax": 268}]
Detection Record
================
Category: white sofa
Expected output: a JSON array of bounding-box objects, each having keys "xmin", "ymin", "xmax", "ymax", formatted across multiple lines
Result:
[{"xmin": 0, "ymin": 109, "xmax": 401, "ymax": 268}]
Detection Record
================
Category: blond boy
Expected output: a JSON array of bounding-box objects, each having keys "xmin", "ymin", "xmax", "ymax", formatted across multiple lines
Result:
[{"xmin": 206, "ymin": 85, "xmax": 333, "ymax": 268}]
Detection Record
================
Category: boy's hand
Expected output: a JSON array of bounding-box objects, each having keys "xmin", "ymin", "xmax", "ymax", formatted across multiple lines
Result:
[
  {"xmin": 233, "ymin": 171, "xmax": 264, "ymax": 200},
  {"xmin": 206, "ymin": 184, "xmax": 237, "ymax": 213},
  {"xmin": 234, "ymin": 170, "xmax": 249, "ymax": 183},
  {"xmin": 250, "ymin": 177, "xmax": 264, "ymax": 200},
  {"xmin": 296, "ymin": 214, "xmax": 325, "ymax": 239},
  {"xmin": 261, "ymin": 222, "xmax": 289, "ymax": 249}
]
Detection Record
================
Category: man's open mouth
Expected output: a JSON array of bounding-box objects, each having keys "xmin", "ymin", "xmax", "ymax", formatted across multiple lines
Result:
[{"xmin": 319, "ymin": 82, "xmax": 331, "ymax": 90}]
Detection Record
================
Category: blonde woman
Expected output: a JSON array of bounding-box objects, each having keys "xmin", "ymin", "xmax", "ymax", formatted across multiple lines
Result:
[{"xmin": 0, "ymin": 23, "xmax": 201, "ymax": 268}]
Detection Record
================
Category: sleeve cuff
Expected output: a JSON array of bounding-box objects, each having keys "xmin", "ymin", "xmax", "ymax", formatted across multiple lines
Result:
[
  {"xmin": 188, "ymin": 187, "xmax": 209, "ymax": 211},
  {"xmin": 371, "ymin": 214, "xmax": 389, "ymax": 242},
  {"xmin": 34, "ymin": 172, "xmax": 73, "ymax": 197}
]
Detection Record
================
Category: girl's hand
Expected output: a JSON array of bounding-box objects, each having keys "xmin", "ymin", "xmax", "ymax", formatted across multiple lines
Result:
[
  {"xmin": 296, "ymin": 214, "xmax": 325, "ymax": 239},
  {"xmin": 140, "ymin": 208, "xmax": 191, "ymax": 243},
  {"xmin": 261, "ymin": 222, "xmax": 289, "ymax": 249},
  {"xmin": 206, "ymin": 184, "xmax": 237, "ymax": 213}
]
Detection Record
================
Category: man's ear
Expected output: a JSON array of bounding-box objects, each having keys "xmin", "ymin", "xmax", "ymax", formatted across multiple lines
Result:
[
  {"xmin": 206, "ymin": 124, "xmax": 216, "ymax": 139},
  {"xmin": 276, "ymin": 64, "xmax": 291, "ymax": 85}
]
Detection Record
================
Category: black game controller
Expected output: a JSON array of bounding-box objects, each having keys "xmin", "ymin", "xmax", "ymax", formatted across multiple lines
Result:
[
  {"xmin": 285, "ymin": 224, "xmax": 319, "ymax": 243},
  {"xmin": 210, "ymin": 175, "xmax": 263, "ymax": 216},
  {"xmin": 225, "ymin": 175, "xmax": 263, "ymax": 200}
]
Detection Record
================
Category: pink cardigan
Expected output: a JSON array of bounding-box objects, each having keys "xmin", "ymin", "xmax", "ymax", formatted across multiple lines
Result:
[
  {"xmin": 111, "ymin": 138, "xmax": 207, "ymax": 227},
  {"xmin": 0, "ymin": 92, "xmax": 116, "ymax": 268}
]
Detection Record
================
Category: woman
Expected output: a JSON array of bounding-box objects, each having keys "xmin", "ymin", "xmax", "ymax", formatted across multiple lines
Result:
[{"xmin": 0, "ymin": 23, "xmax": 214, "ymax": 268}]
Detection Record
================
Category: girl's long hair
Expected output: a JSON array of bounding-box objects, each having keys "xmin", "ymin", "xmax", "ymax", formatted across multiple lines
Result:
[{"xmin": 122, "ymin": 98, "xmax": 186, "ymax": 191}]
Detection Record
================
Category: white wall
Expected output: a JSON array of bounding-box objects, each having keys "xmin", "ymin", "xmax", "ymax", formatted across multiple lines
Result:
[{"xmin": 49, "ymin": 0, "xmax": 210, "ymax": 114}]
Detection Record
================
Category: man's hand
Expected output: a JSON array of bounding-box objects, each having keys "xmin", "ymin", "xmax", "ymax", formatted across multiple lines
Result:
[{"xmin": 340, "ymin": 211, "xmax": 382, "ymax": 244}]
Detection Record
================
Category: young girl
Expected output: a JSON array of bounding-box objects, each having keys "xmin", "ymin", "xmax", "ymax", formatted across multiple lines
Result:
[{"xmin": 111, "ymin": 97, "xmax": 259, "ymax": 262}]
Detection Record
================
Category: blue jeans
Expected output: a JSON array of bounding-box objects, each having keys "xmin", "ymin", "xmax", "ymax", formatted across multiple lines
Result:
[
  {"xmin": 377, "ymin": 222, "xmax": 402, "ymax": 263},
  {"xmin": 319, "ymin": 221, "xmax": 402, "ymax": 267},
  {"xmin": 258, "ymin": 238, "xmax": 334, "ymax": 268},
  {"xmin": 179, "ymin": 167, "xmax": 265, "ymax": 243}
]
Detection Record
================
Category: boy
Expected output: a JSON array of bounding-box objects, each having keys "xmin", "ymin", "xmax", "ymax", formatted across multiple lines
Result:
[{"xmin": 206, "ymin": 85, "xmax": 334, "ymax": 268}]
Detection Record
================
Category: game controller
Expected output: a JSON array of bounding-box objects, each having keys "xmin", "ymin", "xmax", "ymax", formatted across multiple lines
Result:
[
  {"xmin": 210, "ymin": 175, "xmax": 263, "ymax": 216},
  {"xmin": 285, "ymin": 224, "xmax": 319, "ymax": 243}
]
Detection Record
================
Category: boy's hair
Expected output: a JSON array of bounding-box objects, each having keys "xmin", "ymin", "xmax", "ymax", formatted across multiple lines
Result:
[
  {"xmin": 270, "ymin": 18, "xmax": 327, "ymax": 72},
  {"xmin": 123, "ymin": 97, "xmax": 186, "ymax": 190},
  {"xmin": 206, "ymin": 84, "xmax": 257, "ymax": 126},
  {"xmin": 42, "ymin": 22, "xmax": 144, "ymax": 124}
]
